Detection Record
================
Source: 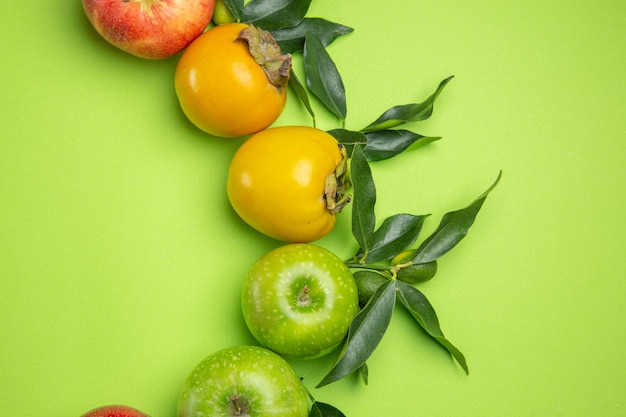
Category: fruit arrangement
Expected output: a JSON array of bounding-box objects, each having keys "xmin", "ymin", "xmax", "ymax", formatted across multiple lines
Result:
[{"xmin": 79, "ymin": 0, "xmax": 501, "ymax": 415}]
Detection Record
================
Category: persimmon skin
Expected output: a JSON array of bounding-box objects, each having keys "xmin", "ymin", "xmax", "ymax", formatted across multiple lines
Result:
[
  {"xmin": 227, "ymin": 126, "xmax": 344, "ymax": 243},
  {"xmin": 175, "ymin": 23, "xmax": 287, "ymax": 138}
]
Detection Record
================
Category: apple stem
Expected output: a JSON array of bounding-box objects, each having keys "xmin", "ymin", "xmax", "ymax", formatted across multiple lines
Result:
[
  {"xmin": 230, "ymin": 395, "xmax": 242, "ymax": 416},
  {"xmin": 297, "ymin": 285, "xmax": 311, "ymax": 306}
]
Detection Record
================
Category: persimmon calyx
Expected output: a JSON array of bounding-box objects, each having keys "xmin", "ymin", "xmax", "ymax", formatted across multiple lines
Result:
[
  {"xmin": 237, "ymin": 25, "xmax": 292, "ymax": 89},
  {"xmin": 325, "ymin": 144, "xmax": 352, "ymax": 214}
]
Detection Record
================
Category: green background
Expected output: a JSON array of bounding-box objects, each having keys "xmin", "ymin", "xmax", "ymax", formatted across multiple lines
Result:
[{"xmin": 2, "ymin": 1, "xmax": 625, "ymax": 416}]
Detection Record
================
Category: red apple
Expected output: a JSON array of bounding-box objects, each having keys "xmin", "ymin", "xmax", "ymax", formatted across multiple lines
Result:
[
  {"xmin": 80, "ymin": 404, "xmax": 150, "ymax": 417},
  {"xmin": 82, "ymin": 0, "xmax": 216, "ymax": 59}
]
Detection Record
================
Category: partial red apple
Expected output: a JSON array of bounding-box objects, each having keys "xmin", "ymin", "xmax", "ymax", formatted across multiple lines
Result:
[
  {"xmin": 80, "ymin": 404, "xmax": 150, "ymax": 417},
  {"xmin": 82, "ymin": 0, "xmax": 216, "ymax": 59}
]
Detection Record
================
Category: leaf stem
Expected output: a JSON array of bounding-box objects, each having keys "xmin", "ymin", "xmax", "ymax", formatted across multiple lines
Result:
[
  {"xmin": 345, "ymin": 259, "xmax": 412, "ymax": 273},
  {"xmin": 346, "ymin": 262, "xmax": 390, "ymax": 270}
]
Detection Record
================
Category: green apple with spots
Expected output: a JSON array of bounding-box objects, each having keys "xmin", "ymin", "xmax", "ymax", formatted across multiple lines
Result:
[
  {"xmin": 241, "ymin": 243, "xmax": 359, "ymax": 359},
  {"xmin": 177, "ymin": 345, "xmax": 309, "ymax": 417}
]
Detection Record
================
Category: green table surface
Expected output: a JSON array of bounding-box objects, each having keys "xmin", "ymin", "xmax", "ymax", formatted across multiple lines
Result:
[{"xmin": 2, "ymin": 1, "xmax": 625, "ymax": 416}]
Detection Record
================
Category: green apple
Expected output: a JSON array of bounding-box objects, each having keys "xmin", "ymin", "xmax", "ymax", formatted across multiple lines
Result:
[
  {"xmin": 241, "ymin": 243, "xmax": 360, "ymax": 359},
  {"xmin": 177, "ymin": 345, "xmax": 309, "ymax": 417}
]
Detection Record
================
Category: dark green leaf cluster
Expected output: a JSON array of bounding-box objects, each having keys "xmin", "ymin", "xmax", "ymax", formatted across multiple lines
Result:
[
  {"xmin": 272, "ymin": 18, "xmax": 353, "ymax": 54},
  {"xmin": 328, "ymin": 76, "xmax": 453, "ymax": 162},
  {"xmin": 221, "ymin": 0, "xmax": 354, "ymax": 125},
  {"xmin": 317, "ymin": 164, "xmax": 502, "ymax": 387},
  {"xmin": 223, "ymin": 0, "xmax": 311, "ymax": 30},
  {"xmin": 222, "ymin": 0, "xmax": 504, "ymax": 405}
]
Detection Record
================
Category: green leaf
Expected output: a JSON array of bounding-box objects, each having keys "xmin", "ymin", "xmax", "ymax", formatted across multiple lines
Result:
[
  {"xmin": 241, "ymin": 0, "xmax": 312, "ymax": 31},
  {"xmin": 413, "ymin": 171, "xmax": 502, "ymax": 264},
  {"xmin": 309, "ymin": 402, "xmax": 347, "ymax": 417},
  {"xmin": 359, "ymin": 362, "xmax": 369, "ymax": 385},
  {"xmin": 326, "ymin": 128, "xmax": 366, "ymax": 157},
  {"xmin": 363, "ymin": 130, "xmax": 441, "ymax": 162},
  {"xmin": 357, "ymin": 213, "xmax": 429, "ymax": 263},
  {"xmin": 395, "ymin": 280, "xmax": 469, "ymax": 374},
  {"xmin": 328, "ymin": 129, "xmax": 440, "ymax": 162},
  {"xmin": 288, "ymin": 68, "xmax": 315, "ymax": 125},
  {"xmin": 350, "ymin": 144, "xmax": 376, "ymax": 254},
  {"xmin": 317, "ymin": 279, "xmax": 396, "ymax": 387},
  {"xmin": 271, "ymin": 18, "xmax": 354, "ymax": 54},
  {"xmin": 361, "ymin": 75, "xmax": 454, "ymax": 132},
  {"xmin": 223, "ymin": 0, "xmax": 243, "ymax": 20},
  {"xmin": 303, "ymin": 32, "xmax": 347, "ymax": 120},
  {"xmin": 309, "ymin": 403, "xmax": 322, "ymax": 417}
]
